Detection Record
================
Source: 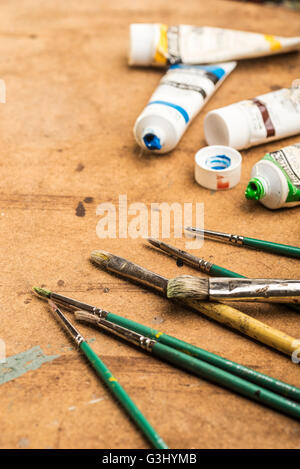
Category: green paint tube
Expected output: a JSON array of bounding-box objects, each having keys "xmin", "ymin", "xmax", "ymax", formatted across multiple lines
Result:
[{"xmin": 245, "ymin": 143, "xmax": 300, "ymax": 209}]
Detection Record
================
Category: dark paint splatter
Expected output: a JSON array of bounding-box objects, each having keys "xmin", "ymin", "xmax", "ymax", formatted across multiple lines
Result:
[
  {"xmin": 103, "ymin": 287, "xmax": 110, "ymax": 293},
  {"xmin": 57, "ymin": 280, "xmax": 65, "ymax": 287},
  {"xmin": 76, "ymin": 202, "xmax": 85, "ymax": 217},
  {"xmin": 176, "ymin": 259, "xmax": 184, "ymax": 267},
  {"xmin": 84, "ymin": 197, "xmax": 94, "ymax": 204},
  {"xmin": 75, "ymin": 163, "xmax": 84, "ymax": 172}
]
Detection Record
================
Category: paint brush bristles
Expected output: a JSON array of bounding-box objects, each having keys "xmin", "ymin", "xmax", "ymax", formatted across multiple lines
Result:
[
  {"xmin": 167, "ymin": 276, "xmax": 209, "ymax": 299},
  {"xmin": 33, "ymin": 286, "xmax": 51, "ymax": 298},
  {"xmin": 90, "ymin": 249, "xmax": 299, "ymax": 357},
  {"xmin": 147, "ymin": 238, "xmax": 300, "ymax": 314}
]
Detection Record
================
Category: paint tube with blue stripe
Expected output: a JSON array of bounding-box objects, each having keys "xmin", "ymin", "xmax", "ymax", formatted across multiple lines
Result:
[{"xmin": 133, "ymin": 62, "xmax": 236, "ymax": 154}]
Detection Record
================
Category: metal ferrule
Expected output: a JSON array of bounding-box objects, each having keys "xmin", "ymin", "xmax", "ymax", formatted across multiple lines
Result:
[
  {"xmin": 209, "ymin": 278, "xmax": 300, "ymax": 303},
  {"xmin": 96, "ymin": 317, "xmax": 156, "ymax": 351},
  {"xmin": 186, "ymin": 228, "xmax": 244, "ymax": 246},
  {"xmin": 198, "ymin": 258, "xmax": 213, "ymax": 273},
  {"xmin": 92, "ymin": 307, "xmax": 108, "ymax": 319},
  {"xmin": 51, "ymin": 296, "xmax": 110, "ymax": 320},
  {"xmin": 204, "ymin": 230, "xmax": 244, "ymax": 245},
  {"xmin": 229, "ymin": 234, "xmax": 244, "ymax": 245},
  {"xmin": 162, "ymin": 244, "xmax": 212, "ymax": 273},
  {"xmin": 52, "ymin": 305, "xmax": 84, "ymax": 345},
  {"xmin": 52, "ymin": 292, "xmax": 96, "ymax": 313}
]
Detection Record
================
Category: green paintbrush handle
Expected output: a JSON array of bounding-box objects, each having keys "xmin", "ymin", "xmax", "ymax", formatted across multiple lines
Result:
[
  {"xmin": 106, "ymin": 312, "xmax": 300, "ymax": 403},
  {"xmin": 245, "ymin": 237, "xmax": 300, "ymax": 259},
  {"xmin": 209, "ymin": 264, "xmax": 246, "ymax": 278},
  {"xmin": 80, "ymin": 341, "xmax": 168, "ymax": 449},
  {"xmin": 210, "ymin": 263, "xmax": 300, "ymax": 314},
  {"xmin": 152, "ymin": 342, "xmax": 300, "ymax": 420}
]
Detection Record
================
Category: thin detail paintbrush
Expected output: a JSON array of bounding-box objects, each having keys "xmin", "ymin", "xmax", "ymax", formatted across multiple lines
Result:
[
  {"xmin": 147, "ymin": 238, "xmax": 300, "ymax": 314},
  {"xmin": 147, "ymin": 237, "xmax": 245, "ymax": 278},
  {"xmin": 167, "ymin": 276, "xmax": 300, "ymax": 303},
  {"xmin": 47, "ymin": 299, "xmax": 168, "ymax": 450},
  {"xmin": 33, "ymin": 287, "xmax": 300, "ymax": 402},
  {"xmin": 89, "ymin": 250, "xmax": 299, "ymax": 357},
  {"xmin": 73, "ymin": 309, "xmax": 300, "ymax": 421},
  {"xmin": 185, "ymin": 227, "xmax": 300, "ymax": 259}
]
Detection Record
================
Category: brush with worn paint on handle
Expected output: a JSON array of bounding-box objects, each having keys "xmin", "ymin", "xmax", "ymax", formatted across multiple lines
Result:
[
  {"xmin": 167, "ymin": 276, "xmax": 300, "ymax": 303},
  {"xmin": 147, "ymin": 238, "xmax": 300, "ymax": 314},
  {"xmin": 90, "ymin": 250, "xmax": 299, "ymax": 357}
]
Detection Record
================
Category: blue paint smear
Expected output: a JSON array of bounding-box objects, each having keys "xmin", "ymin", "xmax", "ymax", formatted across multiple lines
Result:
[
  {"xmin": 0, "ymin": 346, "xmax": 60, "ymax": 385},
  {"xmin": 205, "ymin": 154, "xmax": 231, "ymax": 170}
]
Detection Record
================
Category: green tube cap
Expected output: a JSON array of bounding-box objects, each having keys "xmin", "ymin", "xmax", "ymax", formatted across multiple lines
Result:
[{"xmin": 245, "ymin": 177, "xmax": 265, "ymax": 201}]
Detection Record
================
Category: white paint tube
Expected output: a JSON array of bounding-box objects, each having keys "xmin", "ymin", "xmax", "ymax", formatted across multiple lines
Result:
[
  {"xmin": 204, "ymin": 82, "xmax": 300, "ymax": 150},
  {"xmin": 245, "ymin": 143, "xmax": 300, "ymax": 209},
  {"xmin": 129, "ymin": 24, "xmax": 300, "ymax": 67},
  {"xmin": 134, "ymin": 62, "xmax": 236, "ymax": 154}
]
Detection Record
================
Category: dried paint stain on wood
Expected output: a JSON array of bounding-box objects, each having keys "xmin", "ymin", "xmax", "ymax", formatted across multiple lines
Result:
[
  {"xmin": 0, "ymin": 346, "xmax": 59, "ymax": 385},
  {"xmin": 75, "ymin": 201, "xmax": 85, "ymax": 217}
]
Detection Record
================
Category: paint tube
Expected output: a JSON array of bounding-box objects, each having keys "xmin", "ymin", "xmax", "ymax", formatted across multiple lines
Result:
[
  {"xmin": 129, "ymin": 24, "xmax": 300, "ymax": 67},
  {"xmin": 245, "ymin": 143, "xmax": 300, "ymax": 209},
  {"xmin": 204, "ymin": 82, "xmax": 300, "ymax": 150},
  {"xmin": 133, "ymin": 62, "xmax": 236, "ymax": 154}
]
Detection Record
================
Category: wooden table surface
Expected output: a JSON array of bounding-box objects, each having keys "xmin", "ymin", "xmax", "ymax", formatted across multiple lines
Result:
[{"xmin": 0, "ymin": 0, "xmax": 300, "ymax": 449}]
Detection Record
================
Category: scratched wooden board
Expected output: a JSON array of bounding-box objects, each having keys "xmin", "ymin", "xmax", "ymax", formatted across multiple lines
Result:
[{"xmin": 0, "ymin": 0, "xmax": 300, "ymax": 449}]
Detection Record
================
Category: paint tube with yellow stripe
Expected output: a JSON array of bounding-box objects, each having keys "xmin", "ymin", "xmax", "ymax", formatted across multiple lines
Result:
[
  {"xmin": 134, "ymin": 61, "xmax": 236, "ymax": 153},
  {"xmin": 204, "ymin": 82, "xmax": 300, "ymax": 150},
  {"xmin": 129, "ymin": 24, "xmax": 300, "ymax": 67}
]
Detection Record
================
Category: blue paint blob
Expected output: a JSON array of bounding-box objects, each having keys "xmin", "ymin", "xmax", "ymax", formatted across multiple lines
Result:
[{"xmin": 143, "ymin": 133, "xmax": 162, "ymax": 150}]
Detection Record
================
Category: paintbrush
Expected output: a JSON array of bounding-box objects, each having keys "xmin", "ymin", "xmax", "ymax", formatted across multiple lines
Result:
[
  {"xmin": 48, "ymin": 300, "xmax": 168, "ymax": 449},
  {"xmin": 167, "ymin": 276, "xmax": 300, "ymax": 303},
  {"xmin": 90, "ymin": 250, "xmax": 299, "ymax": 357},
  {"xmin": 47, "ymin": 299, "xmax": 168, "ymax": 449},
  {"xmin": 147, "ymin": 238, "xmax": 300, "ymax": 314},
  {"xmin": 148, "ymin": 237, "xmax": 246, "ymax": 277},
  {"xmin": 33, "ymin": 287, "xmax": 300, "ymax": 402},
  {"xmin": 73, "ymin": 309, "xmax": 300, "ymax": 421},
  {"xmin": 185, "ymin": 227, "xmax": 300, "ymax": 259}
]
